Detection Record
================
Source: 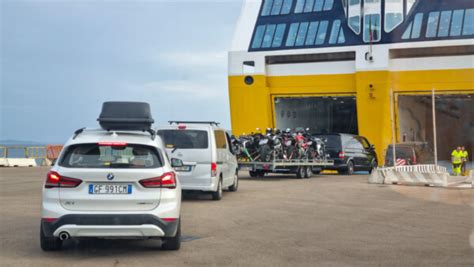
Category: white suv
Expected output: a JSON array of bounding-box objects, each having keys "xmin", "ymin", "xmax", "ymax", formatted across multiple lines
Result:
[{"xmin": 40, "ymin": 102, "xmax": 182, "ymax": 251}]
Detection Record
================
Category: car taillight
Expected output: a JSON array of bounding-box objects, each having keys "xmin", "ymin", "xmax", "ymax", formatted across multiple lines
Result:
[
  {"xmin": 338, "ymin": 151, "xmax": 345, "ymax": 159},
  {"xmin": 45, "ymin": 171, "xmax": 82, "ymax": 188},
  {"xmin": 178, "ymin": 124, "xmax": 186, "ymax": 130},
  {"xmin": 211, "ymin": 162, "xmax": 217, "ymax": 177},
  {"xmin": 139, "ymin": 172, "xmax": 176, "ymax": 189}
]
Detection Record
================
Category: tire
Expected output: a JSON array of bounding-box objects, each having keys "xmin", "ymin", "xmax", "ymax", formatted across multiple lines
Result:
[
  {"xmin": 346, "ymin": 161, "xmax": 354, "ymax": 175},
  {"xmin": 228, "ymin": 172, "xmax": 238, "ymax": 192},
  {"xmin": 260, "ymin": 145, "xmax": 272, "ymax": 162},
  {"xmin": 256, "ymin": 170, "xmax": 266, "ymax": 178},
  {"xmin": 296, "ymin": 167, "xmax": 305, "ymax": 179},
  {"xmin": 211, "ymin": 178, "xmax": 223, "ymax": 200},
  {"xmin": 40, "ymin": 225, "xmax": 62, "ymax": 251},
  {"xmin": 161, "ymin": 222, "xmax": 181, "ymax": 250},
  {"xmin": 339, "ymin": 160, "xmax": 354, "ymax": 175},
  {"xmin": 249, "ymin": 171, "xmax": 257, "ymax": 178},
  {"xmin": 304, "ymin": 167, "xmax": 312, "ymax": 178}
]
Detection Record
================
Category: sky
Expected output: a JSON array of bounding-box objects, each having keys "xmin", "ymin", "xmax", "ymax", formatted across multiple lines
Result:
[{"xmin": 1, "ymin": 0, "xmax": 242, "ymax": 144}]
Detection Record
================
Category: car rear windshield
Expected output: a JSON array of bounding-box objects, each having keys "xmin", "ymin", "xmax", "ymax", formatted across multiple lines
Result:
[
  {"xmin": 158, "ymin": 130, "xmax": 209, "ymax": 149},
  {"xmin": 318, "ymin": 135, "xmax": 341, "ymax": 148},
  {"xmin": 59, "ymin": 143, "xmax": 163, "ymax": 168},
  {"xmin": 385, "ymin": 147, "xmax": 413, "ymax": 159}
]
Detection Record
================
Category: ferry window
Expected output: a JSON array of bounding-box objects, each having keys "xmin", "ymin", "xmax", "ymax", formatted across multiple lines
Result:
[
  {"xmin": 286, "ymin": 23, "xmax": 299, "ymax": 46},
  {"xmin": 304, "ymin": 0, "xmax": 314, "ymax": 13},
  {"xmin": 338, "ymin": 28, "xmax": 346, "ymax": 43},
  {"xmin": 411, "ymin": 13, "xmax": 423, "ymax": 38},
  {"xmin": 401, "ymin": 22, "xmax": 412, "ymax": 39},
  {"xmin": 313, "ymin": 0, "xmax": 324, "ymax": 12},
  {"xmin": 295, "ymin": 0, "xmax": 305, "ymax": 13},
  {"xmin": 323, "ymin": 0, "xmax": 334, "ymax": 11},
  {"xmin": 349, "ymin": 16, "xmax": 361, "ymax": 34},
  {"xmin": 305, "ymin": 21, "xmax": 319, "ymax": 45},
  {"xmin": 295, "ymin": 22, "xmax": 309, "ymax": 46},
  {"xmin": 272, "ymin": 24, "xmax": 287, "ymax": 47},
  {"xmin": 329, "ymin": 20, "xmax": 341, "ymax": 44},
  {"xmin": 271, "ymin": 0, "xmax": 283, "ymax": 15},
  {"xmin": 462, "ymin": 9, "xmax": 474, "ymax": 36},
  {"xmin": 281, "ymin": 0, "xmax": 293, "ymax": 15},
  {"xmin": 385, "ymin": 13, "xmax": 402, "ymax": 32},
  {"xmin": 363, "ymin": 14, "xmax": 381, "ymax": 42},
  {"xmin": 261, "ymin": 0, "xmax": 273, "ymax": 16},
  {"xmin": 450, "ymin": 10, "xmax": 464, "ymax": 36},
  {"xmin": 315, "ymin": 20, "xmax": 328, "ymax": 45},
  {"xmin": 426, "ymin": 11, "xmax": 440, "ymax": 38},
  {"xmin": 437, "ymin": 11, "xmax": 452, "ymax": 37},
  {"xmin": 261, "ymin": 24, "xmax": 276, "ymax": 48},
  {"xmin": 251, "ymin": 25, "xmax": 266, "ymax": 48}
]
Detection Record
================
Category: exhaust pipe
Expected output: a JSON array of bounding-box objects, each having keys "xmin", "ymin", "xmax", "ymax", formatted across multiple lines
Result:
[{"xmin": 59, "ymin": 231, "xmax": 70, "ymax": 241}]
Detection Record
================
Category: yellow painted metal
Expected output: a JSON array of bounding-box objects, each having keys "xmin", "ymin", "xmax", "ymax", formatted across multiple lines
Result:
[
  {"xmin": 228, "ymin": 68, "xmax": 474, "ymax": 164},
  {"xmin": 26, "ymin": 146, "xmax": 47, "ymax": 159}
]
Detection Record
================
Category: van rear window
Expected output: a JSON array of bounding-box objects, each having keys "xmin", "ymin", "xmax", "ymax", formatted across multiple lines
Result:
[
  {"xmin": 59, "ymin": 143, "xmax": 163, "ymax": 168},
  {"xmin": 318, "ymin": 135, "xmax": 341, "ymax": 148},
  {"xmin": 158, "ymin": 130, "xmax": 209, "ymax": 149}
]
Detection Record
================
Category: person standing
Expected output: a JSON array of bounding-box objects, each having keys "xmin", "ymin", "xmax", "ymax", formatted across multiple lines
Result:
[
  {"xmin": 451, "ymin": 146, "xmax": 463, "ymax": 176},
  {"xmin": 460, "ymin": 146, "xmax": 469, "ymax": 176}
]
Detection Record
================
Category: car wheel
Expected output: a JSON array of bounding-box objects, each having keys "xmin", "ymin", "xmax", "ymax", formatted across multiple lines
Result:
[
  {"xmin": 256, "ymin": 170, "xmax": 266, "ymax": 178},
  {"xmin": 346, "ymin": 161, "xmax": 354, "ymax": 175},
  {"xmin": 40, "ymin": 225, "xmax": 62, "ymax": 251},
  {"xmin": 161, "ymin": 221, "xmax": 181, "ymax": 250},
  {"xmin": 228, "ymin": 171, "xmax": 238, "ymax": 192},
  {"xmin": 211, "ymin": 178, "xmax": 223, "ymax": 200},
  {"xmin": 249, "ymin": 171, "xmax": 257, "ymax": 178},
  {"xmin": 304, "ymin": 167, "xmax": 312, "ymax": 178}
]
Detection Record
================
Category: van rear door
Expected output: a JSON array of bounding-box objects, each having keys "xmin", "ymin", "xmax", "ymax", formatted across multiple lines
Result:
[{"xmin": 158, "ymin": 129, "xmax": 212, "ymax": 186}]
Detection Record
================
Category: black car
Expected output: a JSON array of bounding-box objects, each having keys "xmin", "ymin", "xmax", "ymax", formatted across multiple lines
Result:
[
  {"xmin": 384, "ymin": 142, "xmax": 434, "ymax": 166},
  {"xmin": 316, "ymin": 133, "xmax": 378, "ymax": 175}
]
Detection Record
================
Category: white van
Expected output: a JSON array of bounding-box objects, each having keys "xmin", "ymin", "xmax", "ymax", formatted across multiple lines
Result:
[{"xmin": 157, "ymin": 121, "xmax": 238, "ymax": 200}]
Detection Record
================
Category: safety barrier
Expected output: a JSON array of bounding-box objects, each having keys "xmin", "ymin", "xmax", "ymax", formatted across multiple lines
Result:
[
  {"xmin": 369, "ymin": 164, "xmax": 471, "ymax": 188},
  {"xmin": 0, "ymin": 145, "xmax": 63, "ymax": 167}
]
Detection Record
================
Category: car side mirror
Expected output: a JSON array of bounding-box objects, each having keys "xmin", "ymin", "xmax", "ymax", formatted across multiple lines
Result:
[{"xmin": 170, "ymin": 158, "xmax": 183, "ymax": 168}]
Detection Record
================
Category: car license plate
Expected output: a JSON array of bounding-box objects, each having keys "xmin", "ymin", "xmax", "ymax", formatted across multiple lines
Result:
[
  {"xmin": 174, "ymin": 165, "xmax": 192, "ymax": 172},
  {"xmin": 89, "ymin": 184, "xmax": 132, "ymax": 194}
]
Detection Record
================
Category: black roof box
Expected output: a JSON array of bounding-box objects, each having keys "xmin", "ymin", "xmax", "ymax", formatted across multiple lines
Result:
[{"xmin": 97, "ymin": 101, "xmax": 154, "ymax": 131}]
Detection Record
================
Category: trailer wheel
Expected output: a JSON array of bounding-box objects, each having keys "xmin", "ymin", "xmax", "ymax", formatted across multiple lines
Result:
[
  {"xmin": 296, "ymin": 167, "xmax": 305, "ymax": 179},
  {"xmin": 304, "ymin": 167, "xmax": 312, "ymax": 178}
]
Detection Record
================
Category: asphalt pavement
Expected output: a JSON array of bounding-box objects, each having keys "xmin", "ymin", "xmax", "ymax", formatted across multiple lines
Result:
[{"xmin": 0, "ymin": 167, "xmax": 473, "ymax": 266}]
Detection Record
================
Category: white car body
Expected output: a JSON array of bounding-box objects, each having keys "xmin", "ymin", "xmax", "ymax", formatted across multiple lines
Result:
[
  {"xmin": 157, "ymin": 122, "xmax": 239, "ymax": 200},
  {"xmin": 40, "ymin": 128, "xmax": 182, "ymax": 250}
]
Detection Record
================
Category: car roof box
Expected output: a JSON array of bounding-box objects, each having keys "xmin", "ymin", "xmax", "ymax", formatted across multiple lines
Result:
[{"xmin": 97, "ymin": 101, "xmax": 154, "ymax": 131}]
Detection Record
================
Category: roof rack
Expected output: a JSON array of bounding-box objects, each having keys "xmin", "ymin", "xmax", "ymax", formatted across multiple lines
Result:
[{"xmin": 168, "ymin": 121, "xmax": 220, "ymax": 126}]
